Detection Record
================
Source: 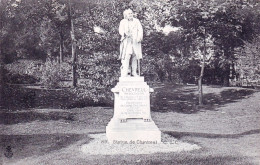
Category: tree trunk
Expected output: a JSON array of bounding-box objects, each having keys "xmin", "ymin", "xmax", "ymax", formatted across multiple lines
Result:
[
  {"xmin": 198, "ymin": 76, "xmax": 203, "ymax": 105},
  {"xmin": 69, "ymin": 0, "xmax": 77, "ymax": 87},
  {"xmin": 223, "ymin": 63, "xmax": 230, "ymax": 87},
  {"xmin": 59, "ymin": 25, "xmax": 64, "ymax": 63},
  {"xmin": 198, "ymin": 57, "xmax": 205, "ymax": 105},
  {"xmin": 72, "ymin": 42, "xmax": 76, "ymax": 87},
  {"xmin": 198, "ymin": 31, "xmax": 207, "ymax": 105},
  {"xmin": 222, "ymin": 48, "xmax": 231, "ymax": 87},
  {"xmin": 0, "ymin": 49, "xmax": 4, "ymax": 108},
  {"xmin": 0, "ymin": 0, "xmax": 4, "ymax": 108}
]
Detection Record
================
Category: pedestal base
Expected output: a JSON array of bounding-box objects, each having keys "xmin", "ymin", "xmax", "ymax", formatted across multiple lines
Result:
[
  {"xmin": 106, "ymin": 77, "xmax": 161, "ymax": 144},
  {"xmin": 106, "ymin": 119, "xmax": 161, "ymax": 144}
]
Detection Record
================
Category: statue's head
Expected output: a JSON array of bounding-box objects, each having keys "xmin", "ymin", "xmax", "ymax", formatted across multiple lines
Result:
[{"xmin": 123, "ymin": 9, "xmax": 133, "ymax": 20}]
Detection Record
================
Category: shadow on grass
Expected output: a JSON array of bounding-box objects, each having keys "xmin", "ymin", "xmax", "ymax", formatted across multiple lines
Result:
[
  {"xmin": 151, "ymin": 83, "xmax": 256, "ymax": 114},
  {"xmin": 1, "ymin": 133, "xmax": 253, "ymax": 165},
  {"xmin": 0, "ymin": 111, "xmax": 75, "ymax": 125},
  {"xmin": 0, "ymin": 134, "xmax": 89, "ymax": 160},
  {"xmin": 3, "ymin": 83, "xmax": 257, "ymax": 115},
  {"xmin": 3, "ymin": 85, "xmax": 112, "ymax": 111},
  {"xmin": 165, "ymin": 129, "xmax": 260, "ymax": 139},
  {"xmin": 138, "ymin": 155, "xmax": 251, "ymax": 165}
]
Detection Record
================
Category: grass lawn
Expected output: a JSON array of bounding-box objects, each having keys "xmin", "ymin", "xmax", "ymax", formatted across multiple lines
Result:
[{"xmin": 0, "ymin": 84, "xmax": 260, "ymax": 165}]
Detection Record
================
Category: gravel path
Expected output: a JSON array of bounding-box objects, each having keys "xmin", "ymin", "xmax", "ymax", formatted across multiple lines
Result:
[{"xmin": 81, "ymin": 133, "xmax": 201, "ymax": 155}]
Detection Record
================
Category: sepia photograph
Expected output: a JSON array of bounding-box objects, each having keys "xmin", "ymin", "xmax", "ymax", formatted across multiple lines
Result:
[{"xmin": 0, "ymin": 0, "xmax": 260, "ymax": 164}]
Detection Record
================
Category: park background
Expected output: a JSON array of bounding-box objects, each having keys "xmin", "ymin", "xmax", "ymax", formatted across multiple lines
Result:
[
  {"xmin": 0, "ymin": 0, "xmax": 260, "ymax": 109},
  {"xmin": 0, "ymin": 0, "xmax": 260, "ymax": 164}
]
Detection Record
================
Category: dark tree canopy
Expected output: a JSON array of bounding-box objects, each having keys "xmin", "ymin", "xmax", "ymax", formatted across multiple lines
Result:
[{"xmin": 1, "ymin": 0, "xmax": 260, "ymax": 105}]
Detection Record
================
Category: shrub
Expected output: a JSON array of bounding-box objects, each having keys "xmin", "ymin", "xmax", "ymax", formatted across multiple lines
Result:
[
  {"xmin": 76, "ymin": 51, "xmax": 120, "ymax": 103},
  {"xmin": 40, "ymin": 59, "xmax": 71, "ymax": 88},
  {"xmin": 4, "ymin": 59, "xmax": 42, "ymax": 84}
]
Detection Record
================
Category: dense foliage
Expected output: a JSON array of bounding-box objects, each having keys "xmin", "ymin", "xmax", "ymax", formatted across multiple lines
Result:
[
  {"xmin": 234, "ymin": 35, "xmax": 260, "ymax": 86},
  {"xmin": 1, "ymin": 0, "xmax": 260, "ymax": 106}
]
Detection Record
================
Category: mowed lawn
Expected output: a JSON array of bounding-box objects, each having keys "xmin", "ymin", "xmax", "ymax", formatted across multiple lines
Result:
[{"xmin": 0, "ymin": 84, "xmax": 260, "ymax": 165}]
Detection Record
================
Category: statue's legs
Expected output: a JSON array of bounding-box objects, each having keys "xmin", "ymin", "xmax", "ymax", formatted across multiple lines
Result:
[
  {"xmin": 131, "ymin": 55, "xmax": 138, "ymax": 76},
  {"xmin": 121, "ymin": 53, "xmax": 131, "ymax": 77}
]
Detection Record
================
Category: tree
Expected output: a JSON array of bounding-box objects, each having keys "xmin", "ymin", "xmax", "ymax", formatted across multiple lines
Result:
[
  {"xmin": 134, "ymin": 0, "xmax": 258, "ymax": 104},
  {"xmin": 210, "ymin": 1, "xmax": 257, "ymax": 86},
  {"xmin": 141, "ymin": 0, "xmax": 217, "ymax": 104},
  {"xmin": 0, "ymin": 0, "xmax": 11, "ymax": 107},
  {"xmin": 68, "ymin": 0, "xmax": 77, "ymax": 87},
  {"xmin": 2, "ymin": 0, "xmax": 259, "ymax": 106},
  {"xmin": 235, "ymin": 35, "xmax": 260, "ymax": 86}
]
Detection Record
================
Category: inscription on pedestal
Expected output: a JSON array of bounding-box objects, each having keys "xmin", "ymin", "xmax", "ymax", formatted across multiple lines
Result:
[
  {"xmin": 119, "ymin": 86, "xmax": 150, "ymax": 119},
  {"xmin": 106, "ymin": 77, "xmax": 161, "ymax": 144}
]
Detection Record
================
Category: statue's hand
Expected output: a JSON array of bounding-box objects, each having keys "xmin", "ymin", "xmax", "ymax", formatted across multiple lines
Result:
[{"xmin": 124, "ymin": 33, "xmax": 129, "ymax": 38}]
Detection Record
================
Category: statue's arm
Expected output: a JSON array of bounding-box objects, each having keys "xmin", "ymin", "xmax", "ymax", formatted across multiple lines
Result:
[
  {"xmin": 137, "ymin": 19, "xmax": 143, "ymax": 43},
  {"xmin": 119, "ymin": 19, "xmax": 125, "ymax": 37}
]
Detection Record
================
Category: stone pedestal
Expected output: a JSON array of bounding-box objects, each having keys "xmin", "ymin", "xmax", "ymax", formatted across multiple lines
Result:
[{"xmin": 106, "ymin": 77, "xmax": 161, "ymax": 144}]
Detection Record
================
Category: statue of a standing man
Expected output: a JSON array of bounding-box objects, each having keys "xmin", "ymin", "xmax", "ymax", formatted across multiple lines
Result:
[{"xmin": 119, "ymin": 9, "xmax": 143, "ymax": 77}]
